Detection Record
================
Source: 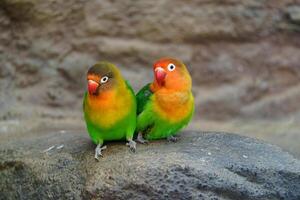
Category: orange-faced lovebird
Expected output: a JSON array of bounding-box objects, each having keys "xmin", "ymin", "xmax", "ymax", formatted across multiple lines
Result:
[
  {"xmin": 83, "ymin": 62, "xmax": 137, "ymax": 160},
  {"xmin": 136, "ymin": 57, "xmax": 194, "ymax": 143}
]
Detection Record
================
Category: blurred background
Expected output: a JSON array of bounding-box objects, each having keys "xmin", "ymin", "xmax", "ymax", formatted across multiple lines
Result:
[{"xmin": 0, "ymin": 0, "xmax": 299, "ymax": 157}]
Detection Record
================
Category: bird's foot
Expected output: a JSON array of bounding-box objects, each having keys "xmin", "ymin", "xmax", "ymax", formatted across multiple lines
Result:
[
  {"xmin": 136, "ymin": 132, "xmax": 149, "ymax": 144},
  {"xmin": 126, "ymin": 140, "xmax": 136, "ymax": 153},
  {"xmin": 95, "ymin": 145, "xmax": 107, "ymax": 161},
  {"xmin": 167, "ymin": 135, "xmax": 178, "ymax": 143}
]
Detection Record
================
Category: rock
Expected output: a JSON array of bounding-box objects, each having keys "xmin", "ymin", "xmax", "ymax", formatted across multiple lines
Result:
[
  {"xmin": 286, "ymin": 5, "xmax": 300, "ymax": 25},
  {"xmin": 0, "ymin": 131, "xmax": 299, "ymax": 200},
  {"xmin": 0, "ymin": 0, "xmax": 36, "ymax": 23},
  {"xmin": 1, "ymin": 0, "xmax": 300, "ymax": 121},
  {"xmin": 57, "ymin": 52, "xmax": 96, "ymax": 90}
]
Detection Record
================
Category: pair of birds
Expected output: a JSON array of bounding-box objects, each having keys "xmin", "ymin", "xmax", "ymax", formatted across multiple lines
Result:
[{"xmin": 83, "ymin": 58, "xmax": 194, "ymax": 160}]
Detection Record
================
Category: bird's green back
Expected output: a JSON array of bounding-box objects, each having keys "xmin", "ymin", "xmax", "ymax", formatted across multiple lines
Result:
[
  {"xmin": 136, "ymin": 83, "xmax": 153, "ymax": 115},
  {"xmin": 125, "ymin": 80, "xmax": 136, "ymax": 97}
]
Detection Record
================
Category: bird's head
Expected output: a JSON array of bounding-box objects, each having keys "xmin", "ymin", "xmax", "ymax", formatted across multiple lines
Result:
[
  {"xmin": 152, "ymin": 57, "xmax": 192, "ymax": 91},
  {"xmin": 86, "ymin": 62, "xmax": 121, "ymax": 96}
]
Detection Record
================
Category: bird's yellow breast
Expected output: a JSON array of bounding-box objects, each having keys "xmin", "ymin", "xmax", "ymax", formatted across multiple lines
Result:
[{"xmin": 85, "ymin": 89, "xmax": 132, "ymax": 128}]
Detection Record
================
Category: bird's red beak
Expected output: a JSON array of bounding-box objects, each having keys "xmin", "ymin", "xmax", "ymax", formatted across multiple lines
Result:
[
  {"xmin": 155, "ymin": 67, "xmax": 167, "ymax": 86},
  {"xmin": 88, "ymin": 80, "xmax": 99, "ymax": 94}
]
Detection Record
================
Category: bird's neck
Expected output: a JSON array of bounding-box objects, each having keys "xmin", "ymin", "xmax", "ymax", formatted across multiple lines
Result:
[
  {"xmin": 87, "ymin": 90, "xmax": 116, "ymax": 108},
  {"xmin": 154, "ymin": 88, "xmax": 192, "ymax": 106},
  {"xmin": 87, "ymin": 80, "xmax": 126, "ymax": 105}
]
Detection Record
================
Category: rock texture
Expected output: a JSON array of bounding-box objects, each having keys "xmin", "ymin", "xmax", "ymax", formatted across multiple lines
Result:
[
  {"xmin": 0, "ymin": 131, "xmax": 300, "ymax": 200},
  {"xmin": 0, "ymin": 0, "xmax": 300, "ymax": 121}
]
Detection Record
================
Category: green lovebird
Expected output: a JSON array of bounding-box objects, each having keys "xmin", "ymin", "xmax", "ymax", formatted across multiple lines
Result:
[
  {"xmin": 136, "ymin": 57, "xmax": 194, "ymax": 143},
  {"xmin": 83, "ymin": 62, "xmax": 137, "ymax": 160}
]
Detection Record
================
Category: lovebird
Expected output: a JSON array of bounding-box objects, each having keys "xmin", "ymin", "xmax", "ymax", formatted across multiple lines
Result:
[
  {"xmin": 136, "ymin": 57, "xmax": 194, "ymax": 143},
  {"xmin": 83, "ymin": 62, "xmax": 137, "ymax": 160}
]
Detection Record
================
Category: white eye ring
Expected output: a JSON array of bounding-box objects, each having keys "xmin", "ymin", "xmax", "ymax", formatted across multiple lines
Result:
[
  {"xmin": 167, "ymin": 63, "xmax": 176, "ymax": 71},
  {"xmin": 101, "ymin": 76, "xmax": 109, "ymax": 83}
]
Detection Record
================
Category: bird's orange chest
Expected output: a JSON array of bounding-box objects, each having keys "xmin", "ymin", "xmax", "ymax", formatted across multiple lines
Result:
[
  {"xmin": 152, "ymin": 89, "xmax": 194, "ymax": 123},
  {"xmin": 85, "ymin": 90, "xmax": 131, "ymax": 127}
]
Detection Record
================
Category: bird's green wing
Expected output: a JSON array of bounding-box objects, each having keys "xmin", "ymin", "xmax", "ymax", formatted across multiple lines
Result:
[
  {"xmin": 125, "ymin": 80, "xmax": 135, "ymax": 97},
  {"xmin": 136, "ymin": 83, "xmax": 153, "ymax": 115},
  {"xmin": 125, "ymin": 80, "xmax": 137, "ymax": 114}
]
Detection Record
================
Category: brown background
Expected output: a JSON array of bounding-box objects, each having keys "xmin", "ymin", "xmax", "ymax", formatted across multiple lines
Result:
[{"xmin": 0, "ymin": 0, "xmax": 300, "ymax": 157}]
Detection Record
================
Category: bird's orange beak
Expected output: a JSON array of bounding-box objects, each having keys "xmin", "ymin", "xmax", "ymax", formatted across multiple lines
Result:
[
  {"xmin": 88, "ymin": 79, "xmax": 99, "ymax": 94},
  {"xmin": 155, "ymin": 67, "xmax": 167, "ymax": 86}
]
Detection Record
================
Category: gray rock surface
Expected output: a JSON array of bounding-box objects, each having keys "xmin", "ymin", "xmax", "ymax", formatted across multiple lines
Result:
[{"xmin": 1, "ymin": 131, "xmax": 299, "ymax": 200}]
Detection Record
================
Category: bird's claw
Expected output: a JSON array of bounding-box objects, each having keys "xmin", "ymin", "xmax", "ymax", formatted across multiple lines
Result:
[
  {"xmin": 167, "ymin": 135, "xmax": 178, "ymax": 143},
  {"xmin": 126, "ymin": 140, "xmax": 136, "ymax": 153},
  {"xmin": 136, "ymin": 133, "xmax": 149, "ymax": 144},
  {"xmin": 95, "ymin": 145, "xmax": 107, "ymax": 160}
]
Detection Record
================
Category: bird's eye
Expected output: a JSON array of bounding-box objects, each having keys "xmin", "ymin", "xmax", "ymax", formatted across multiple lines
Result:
[
  {"xmin": 101, "ymin": 76, "xmax": 109, "ymax": 83},
  {"xmin": 167, "ymin": 63, "xmax": 176, "ymax": 71}
]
